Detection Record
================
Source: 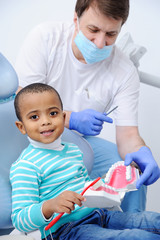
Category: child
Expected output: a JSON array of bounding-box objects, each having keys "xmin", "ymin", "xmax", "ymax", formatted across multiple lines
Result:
[{"xmin": 10, "ymin": 83, "xmax": 160, "ymax": 240}]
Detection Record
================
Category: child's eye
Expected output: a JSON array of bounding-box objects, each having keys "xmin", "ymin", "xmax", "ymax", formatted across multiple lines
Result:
[
  {"xmin": 50, "ymin": 111, "xmax": 58, "ymax": 116},
  {"xmin": 31, "ymin": 115, "xmax": 38, "ymax": 120}
]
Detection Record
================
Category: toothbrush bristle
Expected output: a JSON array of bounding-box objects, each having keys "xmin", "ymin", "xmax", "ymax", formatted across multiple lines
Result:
[{"xmin": 92, "ymin": 179, "xmax": 103, "ymax": 189}]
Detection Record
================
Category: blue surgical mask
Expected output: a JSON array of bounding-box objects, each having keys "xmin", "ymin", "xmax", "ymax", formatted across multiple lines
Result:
[{"xmin": 74, "ymin": 30, "xmax": 113, "ymax": 64}]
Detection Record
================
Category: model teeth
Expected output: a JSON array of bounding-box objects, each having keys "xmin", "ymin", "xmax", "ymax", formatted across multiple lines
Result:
[
  {"xmin": 126, "ymin": 165, "xmax": 131, "ymax": 181},
  {"xmin": 105, "ymin": 161, "xmax": 132, "ymax": 184},
  {"xmin": 83, "ymin": 161, "xmax": 139, "ymax": 209}
]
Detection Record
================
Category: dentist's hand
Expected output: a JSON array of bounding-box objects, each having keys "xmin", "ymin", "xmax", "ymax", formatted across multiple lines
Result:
[
  {"xmin": 69, "ymin": 109, "xmax": 113, "ymax": 136},
  {"xmin": 125, "ymin": 146, "xmax": 160, "ymax": 189}
]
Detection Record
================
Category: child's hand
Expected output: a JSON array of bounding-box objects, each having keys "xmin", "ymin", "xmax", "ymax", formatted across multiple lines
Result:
[
  {"xmin": 42, "ymin": 191, "xmax": 85, "ymax": 219},
  {"xmin": 53, "ymin": 190, "xmax": 85, "ymax": 213}
]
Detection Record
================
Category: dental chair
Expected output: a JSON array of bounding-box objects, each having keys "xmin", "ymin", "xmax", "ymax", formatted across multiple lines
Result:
[{"xmin": 0, "ymin": 53, "xmax": 94, "ymax": 239}]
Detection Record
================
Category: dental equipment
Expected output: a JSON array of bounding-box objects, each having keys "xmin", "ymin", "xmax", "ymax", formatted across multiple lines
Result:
[{"xmin": 106, "ymin": 106, "xmax": 118, "ymax": 115}]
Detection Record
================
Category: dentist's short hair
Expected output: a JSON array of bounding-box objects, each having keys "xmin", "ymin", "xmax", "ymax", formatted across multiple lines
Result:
[{"xmin": 75, "ymin": 0, "xmax": 129, "ymax": 25}]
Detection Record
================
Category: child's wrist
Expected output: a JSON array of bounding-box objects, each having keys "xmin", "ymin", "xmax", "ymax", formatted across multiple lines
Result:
[{"xmin": 42, "ymin": 199, "xmax": 55, "ymax": 220}]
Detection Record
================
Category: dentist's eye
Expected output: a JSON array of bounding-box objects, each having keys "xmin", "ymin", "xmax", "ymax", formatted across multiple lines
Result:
[
  {"xmin": 106, "ymin": 32, "xmax": 117, "ymax": 37},
  {"xmin": 89, "ymin": 27, "xmax": 99, "ymax": 33},
  {"xmin": 90, "ymin": 29, "xmax": 98, "ymax": 33},
  {"xmin": 31, "ymin": 115, "xmax": 38, "ymax": 120}
]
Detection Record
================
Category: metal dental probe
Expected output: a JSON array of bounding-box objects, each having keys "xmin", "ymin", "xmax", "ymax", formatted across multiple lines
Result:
[{"xmin": 106, "ymin": 105, "xmax": 118, "ymax": 115}]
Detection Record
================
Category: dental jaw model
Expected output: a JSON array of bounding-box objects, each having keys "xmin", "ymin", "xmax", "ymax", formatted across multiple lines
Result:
[
  {"xmin": 46, "ymin": 162, "xmax": 139, "ymax": 230},
  {"xmin": 83, "ymin": 161, "xmax": 139, "ymax": 209}
]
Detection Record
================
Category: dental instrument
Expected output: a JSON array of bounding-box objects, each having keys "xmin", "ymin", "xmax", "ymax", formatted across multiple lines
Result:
[{"xmin": 106, "ymin": 106, "xmax": 118, "ymax": 115}]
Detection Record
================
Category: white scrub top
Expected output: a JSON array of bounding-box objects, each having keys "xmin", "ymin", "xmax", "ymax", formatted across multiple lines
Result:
[{"xmin": 15, "ymin": 21, "xmax": 140, "ymax": 126}]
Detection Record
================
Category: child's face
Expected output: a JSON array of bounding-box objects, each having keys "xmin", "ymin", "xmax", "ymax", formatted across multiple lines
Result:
[{"xmin": 16, "ymin": 91, "xmax": 66, "ymax": 144}]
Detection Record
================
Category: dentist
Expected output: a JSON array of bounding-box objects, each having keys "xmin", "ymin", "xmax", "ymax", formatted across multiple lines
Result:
[{"xmin": 15, "ymin": 0, "xmax": 160, "ymax": 212}]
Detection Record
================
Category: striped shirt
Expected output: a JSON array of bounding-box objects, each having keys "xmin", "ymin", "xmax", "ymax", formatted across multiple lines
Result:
[{"xmin": 10, "ymin": 142, "xmax": 95, "ymax": 239}]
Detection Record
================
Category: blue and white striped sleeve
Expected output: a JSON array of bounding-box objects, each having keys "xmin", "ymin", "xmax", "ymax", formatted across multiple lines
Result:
[{"xmin": 10, "ymin": 159, "xmax": 50, "ymax": 232}]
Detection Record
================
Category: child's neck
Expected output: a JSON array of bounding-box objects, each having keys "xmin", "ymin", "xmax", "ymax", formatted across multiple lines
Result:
[{"xmin": 27, "ymin": 136, "xmax": 64, "ymax": 151}]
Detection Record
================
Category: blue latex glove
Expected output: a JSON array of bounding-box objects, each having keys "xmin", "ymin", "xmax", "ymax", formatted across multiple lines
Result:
[
  {"xmin": 125, "ymin": 146, "xmax": 160, "ymax": 189},
  {"xmin": 69, "ymin": 109, "xmax": 113, "ymax": 136}
]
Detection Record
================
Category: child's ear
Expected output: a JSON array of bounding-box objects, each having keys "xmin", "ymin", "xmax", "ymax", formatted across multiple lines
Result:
[
  {"xmin": 15, "ymin": 121, "xmax": 26, "ymax": 135},
  {"xmin": 63, "ymin": 112, "xmax": 66, "ymax": 122}
]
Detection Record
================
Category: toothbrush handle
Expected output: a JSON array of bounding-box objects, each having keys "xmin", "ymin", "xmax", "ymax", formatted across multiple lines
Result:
[
  {"xmin": 45, "ymin": 212, "xmax": 64, "ymax": 231},
  {"xmin": 45, "ymin": 177, "xmax": 101, "ymax": 231}
]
